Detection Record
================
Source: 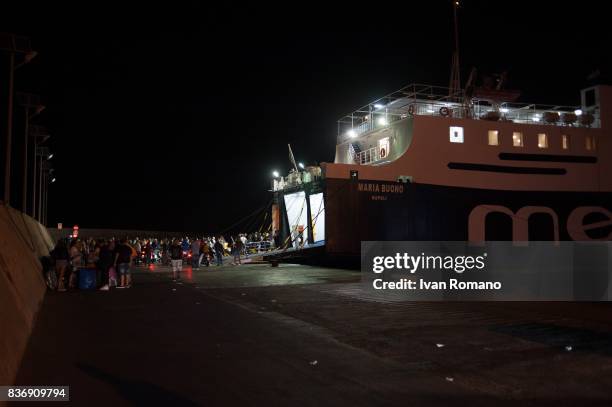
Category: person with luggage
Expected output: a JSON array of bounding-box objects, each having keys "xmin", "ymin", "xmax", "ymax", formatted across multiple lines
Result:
[
  {"xmin": 170, "ymin": 239, "xmax": 183, "ymax": 281},
  {"xmin": 113, "ymin": 238, "xmax": 133, "ymax": 288},
  {"xmin": 199, "ymin": 240, "xmax": 210, "ymax": 267}
]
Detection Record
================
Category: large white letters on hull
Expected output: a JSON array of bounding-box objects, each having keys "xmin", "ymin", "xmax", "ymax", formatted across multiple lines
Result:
[{"xmin": 468, "ymin": 205, "xmax": 612, "ymax": 241}]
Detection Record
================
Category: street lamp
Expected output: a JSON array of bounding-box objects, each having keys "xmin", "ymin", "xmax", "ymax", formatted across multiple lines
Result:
[
  {"xmin": 36, "ymin": 146, "xmax": 51, "ymax": 222},
  {"xmin": 271, "ymin": 170, "xmax": 282, "ymax": 191},
  {"xmin": 1, "ymin": 33, "xmax": 37, "ymax": 206},
  {"xmin": 29, "ymin": 125, "xmax": 50, "ymax": 218},
  {"xmin": 43, "ymin": 169, "xmax": 54, "ymax": 226},
  {"xmin": 17, "ymin": 92, "xmax": 45, "ymax": 213}
]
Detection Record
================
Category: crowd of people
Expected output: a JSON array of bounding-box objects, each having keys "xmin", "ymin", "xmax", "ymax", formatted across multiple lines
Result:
[{"xmin": 47, "ymin": 233, "xmax": 278, "ymax": 292}]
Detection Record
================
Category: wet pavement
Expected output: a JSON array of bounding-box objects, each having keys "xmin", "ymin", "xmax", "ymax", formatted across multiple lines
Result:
[{"xmin": 12, "ymin": 262, "xmax": 612, "ymax": 406}]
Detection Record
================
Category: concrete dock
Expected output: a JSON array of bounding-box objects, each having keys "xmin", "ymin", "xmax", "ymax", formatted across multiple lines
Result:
[{"xmin": 13, "ymin": 263, "xmax": 612, "ymax": 406}]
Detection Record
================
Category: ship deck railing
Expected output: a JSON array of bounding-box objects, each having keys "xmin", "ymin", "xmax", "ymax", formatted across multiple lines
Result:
[
  {"xmin": 336, "ymin": 83, "xmax": 599, "ymax": 143},
  {"xmin": 245, "ymin": 241, "xmax": 272, "ymax": 253},
  {"xmin": 354, "ymin": 146, "xmax": 380, "ymax": 165},
  {"xmin": 272, "ymin": 175, "xmax": 323, "ymax": 192}
]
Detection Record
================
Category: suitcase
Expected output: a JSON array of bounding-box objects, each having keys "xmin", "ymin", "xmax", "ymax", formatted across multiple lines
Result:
[{"xmin": 78, "ymin": 268, "xmax": 97, "ymax": 290}]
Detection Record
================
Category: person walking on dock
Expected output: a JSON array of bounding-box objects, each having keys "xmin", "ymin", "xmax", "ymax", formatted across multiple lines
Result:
[
  {"xmin": 68, "ymin": 240, "xmax": 83, "ymax": 289},
  {"xmin": 170, "ymin": 239, "xmax": 183, "ymax": 281},
  {"xmin": 191, "ymin": 238, "xmax": 201, "ymax": 270},
  {"xmin": 97, "ymin": 240, "xmax": 114, "ymax": 291},
  {"xmin": 232, "ymin": 238, "xmax": 243, "ymax": 265},
  {"xmin": 214, "ymin": 238, "xmax": 224, "ymax": 266},
  {"xmin": 113, "ymin": 239, "xmax": 133, "ymax": 288},
  {"xmin": 200, "ymin": 240, "xmax": 211, "ymax": 267},
  {"xmin": 51, "ymin": 239, "xmax": 70, "ymax": 292}
]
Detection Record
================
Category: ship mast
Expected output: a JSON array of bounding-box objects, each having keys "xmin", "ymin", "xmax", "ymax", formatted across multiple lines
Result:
[
  {"xmin": 288, "ymin": 144, "xmax": 299, "ymax": 172},
  {"xmin": 449, "ymin": 0, "xmax": 461, "ymax": 101}
]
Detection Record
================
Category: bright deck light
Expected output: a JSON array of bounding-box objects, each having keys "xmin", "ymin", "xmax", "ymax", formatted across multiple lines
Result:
[
  {"xmin": 574, "ymin": 109, "xmax": 583, "ymax": 116},
  {"xmin": 377, "ymin": 117, "xmax": 388, "ymax": 126},
  {"xmin": 374, "ymin": 103, "xmax": 384, "ymax": 109},
  {"xmin": 347, "ymin": 129, "xmax": 357, "ymax": 138},
  {"xmin": 298, "ymin": 162, "xmax": 305, "ymax": 169},
  {"xmin": 500, "ymin": 108, "xmax": 509, "ymax": 113},
  {"xmin": 272, "ymin": 171, "xmax": 280, "ymax": 178}
]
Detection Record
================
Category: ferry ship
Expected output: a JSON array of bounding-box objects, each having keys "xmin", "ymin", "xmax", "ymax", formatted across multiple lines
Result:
[{"xmin": 268, "ymin": 82, "xmax": 612, "ymax": 260}]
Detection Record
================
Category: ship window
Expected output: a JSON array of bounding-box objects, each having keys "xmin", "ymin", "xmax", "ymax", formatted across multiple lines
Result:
[
  {"xmin": 512, "ymin": 132, "xmax": 523, "ymax": 147},
  {"xmin": 537, "ymin": 133, "xmax": 548, "ymax": 148},
  {"xmin": 449, "ymin": 126, "xmax": 464, "ymax": 143},
  {"xmin": 488, "ymin": 130, "xmax": 499, "ymax": 146},
  {"xmin": 562, "ymin": 135, "xmax": 570, "ymax": 149},
  {"xmin": 585, "ymin": 135, "xmax": 596, "ymax": 151}
]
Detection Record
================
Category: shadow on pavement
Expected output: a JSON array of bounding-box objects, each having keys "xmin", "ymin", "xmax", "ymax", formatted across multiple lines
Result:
[{"xmin": 77, "ymin": 363, "xmax": 198, "ymax": 406}]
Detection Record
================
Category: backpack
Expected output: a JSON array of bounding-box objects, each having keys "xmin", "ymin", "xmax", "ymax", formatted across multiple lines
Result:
[{"xmin": 170, "ymin": 245, "xmax": 182, "ymax": 259}]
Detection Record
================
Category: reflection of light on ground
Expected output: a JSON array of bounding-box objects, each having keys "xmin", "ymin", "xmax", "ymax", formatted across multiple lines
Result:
[{"xmin": 133, "ymin": 263, "xmax": 359, "ymax": 288}]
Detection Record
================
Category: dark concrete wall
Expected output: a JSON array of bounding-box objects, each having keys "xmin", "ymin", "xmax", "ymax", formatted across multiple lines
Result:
[{"xmin": 0, "ymin": 203, "xmax": 53, "ymax": 385}]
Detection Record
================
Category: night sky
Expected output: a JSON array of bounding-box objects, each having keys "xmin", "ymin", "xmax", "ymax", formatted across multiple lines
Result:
[{"xmin": 1, "ymin": 1, "xmax": 611, "ymax": 233}]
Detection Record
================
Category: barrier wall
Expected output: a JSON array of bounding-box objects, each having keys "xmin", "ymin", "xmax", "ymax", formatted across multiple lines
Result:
[
  {"xmin": 48, "ymin": 228, "xmax": 198, "ymax": 241},
  {"xmin": 0, "ymin": 203, "xmax": 53, "ymax": 385}
]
